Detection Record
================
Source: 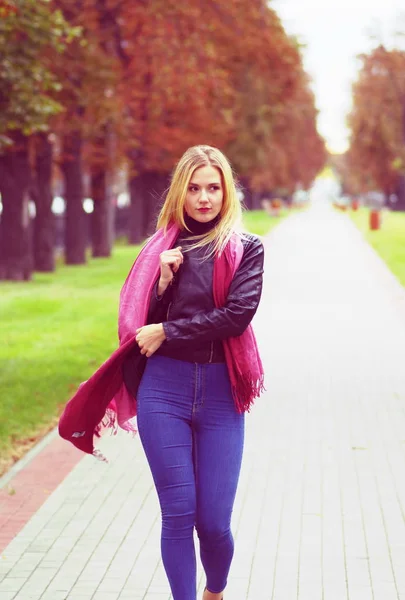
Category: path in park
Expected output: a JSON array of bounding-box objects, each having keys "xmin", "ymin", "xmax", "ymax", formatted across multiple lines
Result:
[{"xmin": 1, "ymin": 198, "xmax": 405, "ymax": 600}]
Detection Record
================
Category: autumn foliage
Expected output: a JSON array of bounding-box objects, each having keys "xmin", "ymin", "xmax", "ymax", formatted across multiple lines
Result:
[
  {"xmin": 346, "ymin": 45, "xmax": 405, "ymax": 206},
  {"xmin": 0, "ymin": 0, "xmax": 325, "ymax": 280}
]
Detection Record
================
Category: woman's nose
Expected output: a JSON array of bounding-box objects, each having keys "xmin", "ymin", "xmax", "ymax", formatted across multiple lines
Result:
[{"xmin": 200, "ymin": 189, "xmax": 208, "ymax": 201}]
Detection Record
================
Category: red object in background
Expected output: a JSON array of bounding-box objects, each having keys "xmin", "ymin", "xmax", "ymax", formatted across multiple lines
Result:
[
  {"xmin": 352, "ymin": 199, "xmax": 359, "ymax": 210},
  {"xmin": 370, "ymin": 210, "xmax": 381, "ymax": 230}
]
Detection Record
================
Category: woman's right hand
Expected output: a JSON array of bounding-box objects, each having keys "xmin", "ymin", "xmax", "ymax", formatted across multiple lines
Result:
[{"xmin": 158, "ymin": 246, "xmax": 183, "ymax": 295}]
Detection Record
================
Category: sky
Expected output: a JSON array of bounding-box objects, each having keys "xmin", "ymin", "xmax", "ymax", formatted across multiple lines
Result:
[{"xmin": 272, "ymin": 0, "xmax": 405, "ymax": 153}]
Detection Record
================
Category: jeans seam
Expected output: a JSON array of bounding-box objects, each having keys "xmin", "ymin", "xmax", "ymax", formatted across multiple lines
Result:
[
  {"xmin": 192, "ymin": 363, "xmax": 198, "ymax": 415},
  {"xmin": 192, "ymin": 427, "xmax": 198, "ymax": 508},
  {"xmin": 201, "ymin": 364, "xmax": 205, "ymax": 406}
]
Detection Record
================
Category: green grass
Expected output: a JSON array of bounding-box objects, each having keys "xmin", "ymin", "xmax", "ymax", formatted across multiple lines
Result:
[
  {"xmin": 0, "ymin": 210, "xmax": 283, "ymax": 475},
  {"xmin": 243, "ymin": 207, "xmax": 290, "ymax": 236},
  {"xmin": 0, "ymin": 246, "xmax": 140, "ymax": 474},
  {"xmin": 348, "ymin": 208, "xmax": 405, "ymax": 287}
]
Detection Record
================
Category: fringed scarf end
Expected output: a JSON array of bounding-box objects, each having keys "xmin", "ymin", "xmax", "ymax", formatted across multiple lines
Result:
[
  {"xmin": 94, "ymin": 407, "xmax": 138, "ymax": 441},
  {"xmin": 232, "ymin": 372, "xmax": 266, "ymax": 414},
  {"xmin": 92, "ymin": 448, "xmax": 109, "ymax": 463},
  {"xmin": 94, "ymin": 407, "xmax": 119, "ymax": 438}
]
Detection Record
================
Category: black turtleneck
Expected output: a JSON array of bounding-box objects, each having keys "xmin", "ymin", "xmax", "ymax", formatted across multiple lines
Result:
[{"xmin": 182, "ymin": 213, "xmax": 220, "ymax": 236}]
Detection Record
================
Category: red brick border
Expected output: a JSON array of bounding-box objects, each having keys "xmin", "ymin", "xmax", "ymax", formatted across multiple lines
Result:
[{"xmin": 0, "ymin": 436, "xmax": 83, "ymax": 553}]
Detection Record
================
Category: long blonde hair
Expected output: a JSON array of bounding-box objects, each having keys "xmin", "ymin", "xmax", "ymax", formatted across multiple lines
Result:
[{"xmin": 157, "ymin": 145, "xmax": 244, "ymax": 255}]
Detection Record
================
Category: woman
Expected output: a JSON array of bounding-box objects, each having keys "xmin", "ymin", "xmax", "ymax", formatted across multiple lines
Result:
[
  {"xmin": 133, "ymin": 145, "xmax": 265, "ymax": 600},
  {"xmin": 59, "ymin": 144, "xmax": 264, "ymax": 600}
]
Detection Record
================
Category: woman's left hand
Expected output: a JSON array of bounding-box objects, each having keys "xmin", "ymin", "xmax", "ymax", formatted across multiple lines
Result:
[{"xmin": 135, "ymin": 324, "xmax": 166, "ymax": 357}]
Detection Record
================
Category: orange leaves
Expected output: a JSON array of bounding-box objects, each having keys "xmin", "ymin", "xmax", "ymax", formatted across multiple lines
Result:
[
  {"xmin": 347, "ymin": 45, "xmax": 405, "ymax": 194},
  {"xmin": 44, "ymin": 0, "xmax": 324, "ymax": 189},
  {"xmin": 0, "ymin": 0, "xmax": 18, "ymax": 18},
  {"xmin": 227, "ymin": 18, "xmax": 325, "ymax": 193},
  {"xmin": 48, "ymin": 0, "xmax": 125, "ymax": 167},
  {"xmin": 115, "ymin": 1, "xmax": 238, "ymax": 172}
]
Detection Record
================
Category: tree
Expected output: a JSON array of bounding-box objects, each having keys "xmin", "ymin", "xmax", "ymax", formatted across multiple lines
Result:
[
  {"xmin": 112, "ymin": 0, "xmax": 237, "ymax": 242},
  {"xmin": 1, "ymin": 0, "xmax": 327, "ymax": 279},
  {"xmin": 30, "ymin": 132, "xmax": 55, "ymax": 271},
  {"xmin": 347, "ymin": 46, "xmax": 405, "ymax": 207},
  {"xmin": 86, "ymin": 0, "xmax": 122, "ymax": 257},
  {"xmin": 0, "ymin": 0, "xmax": 73, "ymax": 280},
  {"xmin": 107, "ymin": 0, "xmax": 319, "ymax": 239},
  {"xmin": 51, "ymin": 0, "xmax": 123, "ymax": 262},
  {"xmin": 258, "ymin": 75, "xmax": 326, "ymax": 195},
  {"xmin": 226, "ymin": 16, "xmax": 325, "ymax": 199}
]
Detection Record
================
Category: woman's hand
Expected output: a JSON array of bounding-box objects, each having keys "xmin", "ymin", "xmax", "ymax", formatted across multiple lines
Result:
[
  {"xmin": 135, "ymin": 324, "xmax": 166, "ymax": 357},
  {"xmin": 158, "ymin": 246, "xmax": 183, "ymax": 295}
]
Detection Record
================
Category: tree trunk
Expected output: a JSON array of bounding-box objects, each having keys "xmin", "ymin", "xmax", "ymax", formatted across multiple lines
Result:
[
  {"xmin": 393, "ymin": 175, "xmax": 405, "ymax": 211},
  {"xmin": 394, "ymin": 94, "xmax": 405, "ymax": 211},
  {"xmin": 91, "ymin": 167, "xmax": 114, "ymax": 257},
  {"xmin": 61, "ymin": 132, "xmax": 87, "ymax": 264},
  {"xmin": 31, "ymin": 133, "xmax": 55, "ymax": 272},
  {"xmin": 251, "ymin": 191, "xmax": 263, "ymax": 210},
  {"xmin": 128, "ymin": 173, "xmax": 146, "ymax": 245},
  {"xmin": 0, "ymin": 133, "xmax": 33, "ymax": 281},
  {"xmin": 128, "ymin": 170, "xmax": 167, "ymax": 244}
]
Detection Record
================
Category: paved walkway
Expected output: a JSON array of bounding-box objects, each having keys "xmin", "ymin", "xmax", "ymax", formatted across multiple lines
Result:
[{"xmin": 1, "ymin": 200, "xmax": 405, "ymax": 600}]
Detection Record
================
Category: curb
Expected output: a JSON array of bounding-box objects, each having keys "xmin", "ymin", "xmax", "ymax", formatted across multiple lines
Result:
[
  {"xmin": 0, "ymin": 429, "xmax": 84, "ymax": 553},
  {"xmin": 0, "ymin": 427, "xmax": 59, "ymax": 490}
]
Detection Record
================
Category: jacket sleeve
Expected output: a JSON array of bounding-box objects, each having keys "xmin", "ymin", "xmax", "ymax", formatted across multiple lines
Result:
[
  {"xmin": 147, "ymin": 279, "xmax": 172, "ymax": 325},
  {"xmin": 162, "ymin": 236, "xmax": 264, "ymax": 343}
]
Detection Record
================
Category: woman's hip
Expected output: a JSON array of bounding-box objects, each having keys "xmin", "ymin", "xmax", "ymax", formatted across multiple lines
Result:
[{"xmin": 137, "ymin": 355, "xmax": 241, "ymax": 420}]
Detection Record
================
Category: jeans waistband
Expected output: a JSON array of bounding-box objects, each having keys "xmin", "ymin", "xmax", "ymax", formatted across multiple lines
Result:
[{"xmin": 156, "ymin": 339, "xmax": 225, "ymax": 364}]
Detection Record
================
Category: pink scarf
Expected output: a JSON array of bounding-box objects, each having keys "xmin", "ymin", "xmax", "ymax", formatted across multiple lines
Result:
[{"xmin": 59, "ymin": 224, "xmax": 264, "ymax": 458}]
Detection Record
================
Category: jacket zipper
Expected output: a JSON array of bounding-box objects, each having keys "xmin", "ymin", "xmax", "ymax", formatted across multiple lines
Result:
[
  {"xmin": 209, "ymin": 341, "xmax": 213, "ymax": 363},
  {"xmin": 166, "ymin": 302, "xmax": 172, "ymax": 321}
]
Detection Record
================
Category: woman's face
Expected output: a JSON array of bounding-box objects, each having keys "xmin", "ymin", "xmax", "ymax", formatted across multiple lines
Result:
[{"xmin": 184, "ymin": 165, "xmax": 224, "ymax": 223}]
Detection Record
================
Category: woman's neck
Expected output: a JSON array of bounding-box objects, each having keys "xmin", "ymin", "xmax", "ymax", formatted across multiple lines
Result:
[{"xmin": 183, "ymin": 213, "xmax": 220, "ymax": 235}]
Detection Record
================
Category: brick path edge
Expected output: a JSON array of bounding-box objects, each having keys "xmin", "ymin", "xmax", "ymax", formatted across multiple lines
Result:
[{"xmin": 0, "ymin": 430, "xmax": 83, "ymax": 554}]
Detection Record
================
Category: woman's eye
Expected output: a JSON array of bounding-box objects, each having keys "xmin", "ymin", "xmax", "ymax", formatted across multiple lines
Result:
[{"xmin": 188, "ymin": 185, "xmax": 220, "ymax": 192}]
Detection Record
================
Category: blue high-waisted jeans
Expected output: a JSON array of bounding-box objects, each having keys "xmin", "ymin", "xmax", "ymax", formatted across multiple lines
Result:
[{"xmin": 137, "ymin": 355, "xmax": 245, "ymax": 600}]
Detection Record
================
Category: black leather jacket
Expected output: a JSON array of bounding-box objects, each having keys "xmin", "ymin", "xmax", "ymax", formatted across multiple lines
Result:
[{"xmin": 147, "ymin": 229, "xmax": 264, "ymax": 363}]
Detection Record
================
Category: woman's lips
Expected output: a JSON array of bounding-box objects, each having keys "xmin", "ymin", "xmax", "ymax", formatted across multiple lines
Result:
[{"xmin": 198, "ymin": 208, "xmax": 210, "ymax": 213}]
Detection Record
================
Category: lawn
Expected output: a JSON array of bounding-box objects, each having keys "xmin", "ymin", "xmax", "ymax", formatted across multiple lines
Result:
[
  {"xmin": 348, "ymin": 208, "xmax": 405, "ymax": 287},
  {"xmin": 242, "ymin": 207, "xmax": 290, "ymax": 236},
  {"xmin": 0, "ymin": 209, "xmax": 286, "ymax": 476},
  {"xmin": 0, "ymin": 248, "xmax": 138, "ymax": 475}
]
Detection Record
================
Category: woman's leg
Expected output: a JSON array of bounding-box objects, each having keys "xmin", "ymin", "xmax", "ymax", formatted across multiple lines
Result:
[
  {"xmin": 137, "ymin": 356, "xmax": 197, "ymax": 600},
  {"xmin": 193, "ymin": 363, "xmax": 245, "ymax": 595}
]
